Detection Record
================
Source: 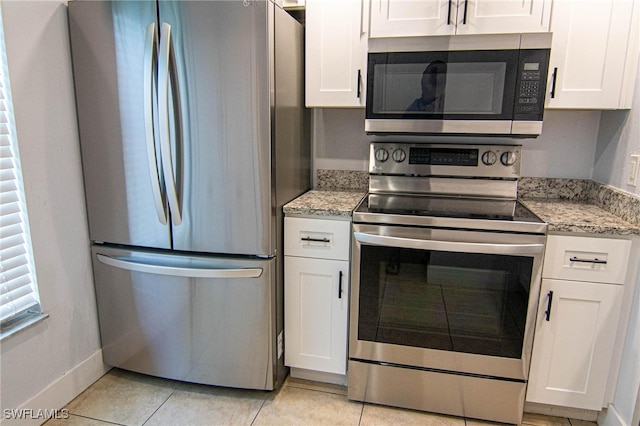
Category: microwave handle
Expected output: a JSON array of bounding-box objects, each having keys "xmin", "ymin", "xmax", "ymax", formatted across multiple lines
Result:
[{"xmin": 354, "ymin": 232, "xmax": 544, "ymax": 256}]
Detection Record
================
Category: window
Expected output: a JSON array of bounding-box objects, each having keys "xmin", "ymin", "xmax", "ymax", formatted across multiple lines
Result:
[{"xmin": 0, "ymin": 7, "xmax": 43, "ymax": 338}]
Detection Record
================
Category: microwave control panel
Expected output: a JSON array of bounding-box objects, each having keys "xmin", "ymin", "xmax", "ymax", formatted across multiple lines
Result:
[{"xmin": 514, "ymin": 48, "xmax": 550, "ymax": 120}]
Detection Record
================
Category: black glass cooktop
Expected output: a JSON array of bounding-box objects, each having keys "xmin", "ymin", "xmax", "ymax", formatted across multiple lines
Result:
[{"xmin": 353, "ymin": 193, "xmax": 546, "ymax": 233}]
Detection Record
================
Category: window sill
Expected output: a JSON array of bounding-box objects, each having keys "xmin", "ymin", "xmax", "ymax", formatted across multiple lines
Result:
[{"xmin": 0, "ymin": 312, "xmax": 49, "ymax": 342}]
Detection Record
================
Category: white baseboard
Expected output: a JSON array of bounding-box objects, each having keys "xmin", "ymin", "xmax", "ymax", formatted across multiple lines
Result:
[
  {"xmin": 598, "ymin": 404, "xmax": 627, "ymax": 426},
  {"xmin": 1, "ymin": 350, "xmax": 110, "ymax": 426}
]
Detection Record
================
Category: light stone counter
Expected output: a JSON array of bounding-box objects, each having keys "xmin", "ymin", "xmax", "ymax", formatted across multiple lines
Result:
[
  {"xmin": 283, "ymin": 189, "xmax": 366, "ymax": 218},
  {"xmin": 520, "ymin": 198, "xmax": 640, "ymax": 235},
  {"xmin": 519, "ymin": 177, "xmax": 640, "ymax": 235},
  {"xmin": 284, "ymin": 173, "xmax": 640, "ymax": 235}
]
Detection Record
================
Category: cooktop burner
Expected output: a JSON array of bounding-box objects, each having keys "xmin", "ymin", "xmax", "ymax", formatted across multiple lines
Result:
[{"xmin": 353, "ymin": 193, "xmax": 547, "ymax": 234}]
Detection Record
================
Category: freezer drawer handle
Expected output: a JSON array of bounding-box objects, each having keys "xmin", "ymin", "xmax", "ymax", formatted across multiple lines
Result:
[{"xmin": 96, "ymin": 254, "xmax": 263, "ymax": 278}]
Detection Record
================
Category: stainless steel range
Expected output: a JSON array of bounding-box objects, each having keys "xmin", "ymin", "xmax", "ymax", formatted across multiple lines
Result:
[{"xmin": 348, "ymin": 142, "xmax": 547, "ymax": 424}]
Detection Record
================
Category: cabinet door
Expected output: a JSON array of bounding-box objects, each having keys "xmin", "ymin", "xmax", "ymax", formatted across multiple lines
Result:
[
  {"xmin": 369, "ymin": 0, "xmax": 455, "ymax": 37},
  {"xmin": 545, "ymin": 0, "xmax": 635, "ymax": 109},
  {"xmin": 369, "ymin": 0, "xmax": 550, "ymax": 37},
  {"xmin": 285, "ymin": 256, "xmax": 349, "ymax": 375},
  {"xmin": 456, "ymin": 0, "xmax": 551, "ymax": 35},
  {"xmin": 305, "ymin": 0, "xmax": 367, "ymax": 107},
  {"xmin": 526, "ymin": 279, "xmax": 623, "ymax": 410}
]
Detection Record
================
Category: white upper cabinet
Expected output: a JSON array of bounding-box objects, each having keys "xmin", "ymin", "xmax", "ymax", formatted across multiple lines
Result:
[
  {"xmin": 545, "ymin": 0, "xmax": 640, "ymax": 109},
  {"xmin": 305, "ymin": 0, "xmax": 368, "ymax": 107},
  {"xmin": 369, "ymin": 0, "xmax": 551, "ymax": 38},
  {"xmin": 369, "ymin": 0, "xmax": 455, "ymax": 36}
]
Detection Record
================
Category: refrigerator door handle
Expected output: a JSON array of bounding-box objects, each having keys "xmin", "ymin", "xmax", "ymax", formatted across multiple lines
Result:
[
  {"xmin": 158, "ymin": 22, "xmax": 182, "ymax": 226},
  {"xmin": 96, "ymin": 254, "xmax": 264, "ymax": 278},
  {"xmin": 143, "ymin": 22, "xmax": 168, "ymax": 225}
]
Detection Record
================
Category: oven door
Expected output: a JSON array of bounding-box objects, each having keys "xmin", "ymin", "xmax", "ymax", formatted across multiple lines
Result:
[{"xmin": 350, "ymin": 224, "xmax": 545, "ymax": 381}]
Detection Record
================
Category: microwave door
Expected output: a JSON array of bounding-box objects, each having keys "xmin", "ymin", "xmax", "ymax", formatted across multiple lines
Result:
[{"xmin": 364, "ymin": 49, "xmax": 532, "ymax": 136}]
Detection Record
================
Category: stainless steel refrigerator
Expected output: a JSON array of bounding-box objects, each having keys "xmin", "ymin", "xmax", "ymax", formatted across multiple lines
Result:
[{"xmin": 68, "ymin": 0, "xmax": 309, "ymax": 390}]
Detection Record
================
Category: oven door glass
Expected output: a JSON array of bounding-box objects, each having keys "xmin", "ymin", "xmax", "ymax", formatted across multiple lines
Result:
[
  {"xmin": 366, "ymin": 50, "xmax": 518, "ymax": 120},
  {"xmin": 357, "ymin": 245, "xmax": 533, "ymax": 359}
]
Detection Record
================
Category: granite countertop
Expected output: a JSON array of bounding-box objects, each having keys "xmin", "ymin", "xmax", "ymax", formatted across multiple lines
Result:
[
  {"xmin": 284, "ymin": 172, "xmax": 640, "ymax": 236},
  {"xmin": 519, "ymin": 177, "xmax": 640, "ymax": 236},
  {"xmin": 520, "ymin": 198, "xmax": 640, "ymax": 235},
  {"xmin": 283, "ymin": 189, "xmax": 366, "ymax": 218}
]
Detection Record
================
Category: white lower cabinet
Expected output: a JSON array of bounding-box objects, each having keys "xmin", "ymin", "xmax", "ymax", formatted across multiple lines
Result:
[
  {"xmin": 284, "ymin": 217, "xmax": 351, "ymax": 377},
  {"xmin": 526, "ymin": 278, "xmax": 623, "ymax": 410},
  {"xmin": 284, "ymin": 256, "xmax": 349, "ymax": 375},
  {"xmin": 527, "ymin": 235, "xmax": 631, "ymax": 411}
]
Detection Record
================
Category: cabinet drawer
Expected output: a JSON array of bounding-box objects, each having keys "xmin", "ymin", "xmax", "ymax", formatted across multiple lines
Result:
[
  {"xmin": 543, "ymin": 235, "xmax": 631, "ymax": 284},
  {"xmin": 285, "ymin": 217, "xmax": 351, "ymax": 261}
]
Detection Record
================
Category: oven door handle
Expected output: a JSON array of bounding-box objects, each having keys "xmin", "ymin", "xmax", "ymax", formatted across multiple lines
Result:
[{"xmin": 354, "ymin": 232, "xmax": 545, "ymax": 256}]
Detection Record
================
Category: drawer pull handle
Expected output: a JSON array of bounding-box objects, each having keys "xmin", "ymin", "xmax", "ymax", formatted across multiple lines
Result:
[
  {"xmin": 301, "ymin": 237, "xmax": 330, "ymax": 243},
  {"xmin": 338, "ymin": 270, "xmax": 343, "ymax": 299},
  {"xmin": 570, "ymin": 256, "xmax": 607, "ymax": 265},
  {"xmin": 545, "ymin": 290, "xmax": 553, "ymax": 321}
]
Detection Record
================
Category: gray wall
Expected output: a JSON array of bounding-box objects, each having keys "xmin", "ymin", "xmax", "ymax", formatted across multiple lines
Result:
[
  {"xmin": 595, "ymin": 57, "xmax": 640, "ymax": 426},
  {"xmin": 311, "ymin": 108, "xmax": 602, "ymax": 185},
  {"xmin": 0, "ymin": 0, "xmax": 103, "ymax": 413},
  {"xmin": 593, "ymin": 63, "xmax": 640, "ymax": 196}
]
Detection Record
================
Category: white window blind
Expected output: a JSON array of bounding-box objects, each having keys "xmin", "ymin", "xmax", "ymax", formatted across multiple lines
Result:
[{"xmin": 0, "ymin": 9, "xmax": 40, "ymax": 329}]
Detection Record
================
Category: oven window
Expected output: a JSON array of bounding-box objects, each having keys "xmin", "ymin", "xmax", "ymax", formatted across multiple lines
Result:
[{"xmin": 357, "ymin": 245, "xmax": 533, "ymax": 359}]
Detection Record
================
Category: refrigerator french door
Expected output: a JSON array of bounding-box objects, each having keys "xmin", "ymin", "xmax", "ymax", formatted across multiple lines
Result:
[
  {"xmin": 68, "ymin": 0, "xmax": 306, "ymax": 390},
  {"xmin": 69, "ymin": 1, "xmax": 273, "ymax": 255}
]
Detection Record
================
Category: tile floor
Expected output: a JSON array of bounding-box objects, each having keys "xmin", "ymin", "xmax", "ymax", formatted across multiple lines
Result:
[{"xmin": 44, "ymin": 369, "xmax": 596, "ymax": 426}]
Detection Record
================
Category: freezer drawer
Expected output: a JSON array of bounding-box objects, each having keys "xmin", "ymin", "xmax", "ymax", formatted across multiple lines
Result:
[{"xmin": 91, "ymin": 245, "xmax": 276, "ymax": 390}]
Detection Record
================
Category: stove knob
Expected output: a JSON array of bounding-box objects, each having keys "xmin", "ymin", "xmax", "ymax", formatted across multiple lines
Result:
[
  {"xmin": 481, "ymin": 151, "xmax": 497, "ymax": 165},
  {"xmin": 501, "ymin": 151, "xmax": 518, "ymax": 166},
  {"xmin": 375, "ymin": 148, "xmax": 389, "ymax": 163},
  {"xmin": 392, "ymin": 149, "xmax": 406, "ymax": 163}
]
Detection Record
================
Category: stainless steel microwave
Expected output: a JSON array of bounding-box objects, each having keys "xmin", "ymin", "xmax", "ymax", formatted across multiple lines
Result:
[{"xmin": 365, "ymin": 33, "xmax": 552, "ymax": 138}]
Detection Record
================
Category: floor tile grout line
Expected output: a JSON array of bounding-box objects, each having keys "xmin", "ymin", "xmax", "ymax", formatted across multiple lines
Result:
[
  {"xmin": 284, "ymin": 383, "xmax": 348, "ymax": 397},
  {"xmin": 357, "ymin": 402, "xmax": 365, "ymax": 426},
  {"xmin": 249, "ymin": 392, "xmax": 271, "ymax": 426},
  {"xmin": 65, "ymin": 413, "xmax": 128, "ymax": 426},
  {"xmin": 139, "ymin": 387, "xmax": 178, "ymax": 426}
]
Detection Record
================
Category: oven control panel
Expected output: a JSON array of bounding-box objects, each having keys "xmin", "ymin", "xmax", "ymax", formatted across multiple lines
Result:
[{"xmin": 370, "ymin": 143, "xmax": 521, "ymax": 178}]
